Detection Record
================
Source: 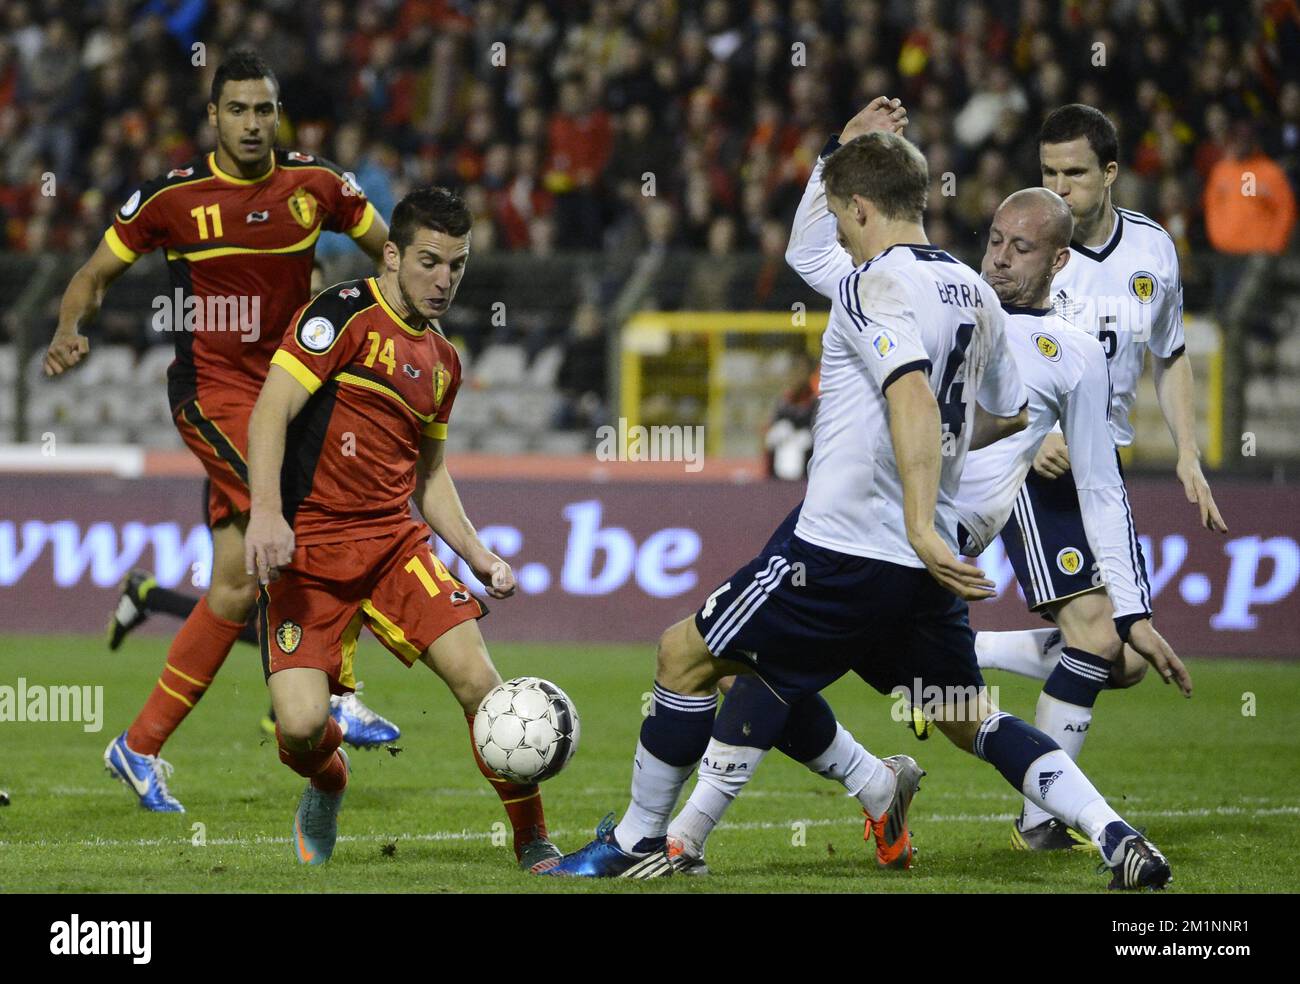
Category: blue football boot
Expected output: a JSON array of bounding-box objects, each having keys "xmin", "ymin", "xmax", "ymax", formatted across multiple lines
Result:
[
  {"xmin": 293, "ymin": 749, "xmax": 349, "ymax": 865},
  {"xmin": 103, "ymin": 731, "xmax": 185, "ymax": 812},
  {"xmin": 543, "ymin": 814, "xmax": 668, "ymax": 878},
  {"xmin": 331, "ymin": 688, "xmax": 400, "ymax": 749}
]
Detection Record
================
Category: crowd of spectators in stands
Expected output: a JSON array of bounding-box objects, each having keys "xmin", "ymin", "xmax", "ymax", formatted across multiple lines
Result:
[{"xmin": 1, "ymin": 0, "xmax": 1296, "ymax": 386}]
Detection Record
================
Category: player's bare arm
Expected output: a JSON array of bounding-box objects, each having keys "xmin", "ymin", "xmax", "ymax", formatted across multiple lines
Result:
[
  {"xmin": 970, "ymin": 403, "xmax": 1030, "ymax": 451},
  {"xmin": 244, "ymin": 365, "xmax": 312, "ymax": 583},
  {"xmin": 415, "ymin": 435, "xmax": 516, "ymax": 599},
  {"xmin": 1154, "ymin": 349, "xmax": 1227, "ymax": 532},
  {"xmin": 44, "ymin": 237, "xmax": 133, "ymax": 376},
  {"xmin": 354, "ymin": 213, "xmax": 391, "ymax": 265},
  {"xmin": 887, "ymin": 369, "xmax": 996, "ymax": 600}
]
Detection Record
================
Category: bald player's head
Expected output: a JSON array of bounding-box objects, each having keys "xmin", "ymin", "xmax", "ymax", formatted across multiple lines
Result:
[{"xmin": 981, "ymin": 188, "xmax": 1074, "ymax": 309}]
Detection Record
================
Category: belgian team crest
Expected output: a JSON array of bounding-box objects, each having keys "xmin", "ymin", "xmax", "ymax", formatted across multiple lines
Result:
[
  {"xmin": 1129, "ymin": 271, "xmax": 1157, "ymax": 304},
  {"xmin": 287, "ymin": 187, "xmax": 318, "ymax": 229},
  {"xmin": 1056, "ymin": 548, "xmax": 1084, "ymax": 576},
  {"xmin": 275, "ymin": 620, "xmax": 303, "ymax": 654},
  {"xmin": 434, "ymin": 366, "xmax": 449, "ymax": 406},
  {"xmin": 1033, "ymin": 332, "xmax": 1061, "ymax": 362}
]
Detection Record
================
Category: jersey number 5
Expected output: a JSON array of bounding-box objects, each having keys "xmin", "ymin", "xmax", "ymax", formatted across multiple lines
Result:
[
  {"xmin": 1099, "ymin": 314, "xmax": 1118, "ymax": 359},
  {"xmin": 937, "ymin": 322, "xmax": 975, "ymax": 439}
]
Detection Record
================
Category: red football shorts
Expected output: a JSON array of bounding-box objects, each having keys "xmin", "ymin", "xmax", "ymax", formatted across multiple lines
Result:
[
  {"xmin": 258, "ymin": 521, "xmax": 488, "ymax": 694},
  {"xmin": 173, "ymin": 379, "xmax": 255, "ymax": 527}
]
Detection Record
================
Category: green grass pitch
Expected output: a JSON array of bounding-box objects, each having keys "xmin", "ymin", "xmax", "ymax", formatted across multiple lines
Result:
[{"xmin": 0, "ymin": 633, "xmax": 1296, "ymax": 893}]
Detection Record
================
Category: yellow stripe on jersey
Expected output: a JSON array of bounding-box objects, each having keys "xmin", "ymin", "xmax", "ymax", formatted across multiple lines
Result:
[
  {"xmin": 165, "ymin": 225, "xmax": 321, "ymax": 263},
  {"xmin": 335, "ymin": 371, "xmax": 434, "ymax": 423},
  {"xmin": 104, "ymin": 227, "xmax": 139, "ymax": 264},
  {"xmin": 208, "ymin": 151, "xmax": 276, "ymax": 186},
  {"xmin": 422, "ymin": 421, "xmax": 448, "ymax": 439},
  {"xmin": 347, "ymin": 201, "xmax": 377, "ymax": 240},
  {"xmin": 271, "ymin": 349, "xmax": 324, "ymax": 394},
  {"xmin": 361, "ymin": 601, "xmax": 423, "ymax": 663},
  {"xmin": 367, "ymin": 277, "xmax": 428, "ymax": 338}
]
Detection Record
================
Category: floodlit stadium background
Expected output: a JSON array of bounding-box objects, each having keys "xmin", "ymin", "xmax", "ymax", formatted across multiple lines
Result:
[{"xmin": 0, "ymin": 0, "xmax": 1297, "ymax": 654}]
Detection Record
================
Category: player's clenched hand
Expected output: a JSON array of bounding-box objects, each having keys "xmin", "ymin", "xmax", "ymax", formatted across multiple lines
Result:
[
  {"xmin": 841, "ymin": 97, "xmax": 909, "ymax": 143},
  {"xmin": 911, "ymin": 528, "xmax": 997, "ymax": 601},
  {"xmin": 1032, "ymin": 431, "xmax": 1071, "ymax": 479},
  {"xmin": 44, "ymin": 329, "xmax": 90, "ymax": 376},
  {"xmin": 244, "ymin": 512, "xmax": 295, "ymax": 585},
  {"xmin": 1176, "ymin": 453, "xmax": 1228, "ymax": 533},
  {"xmin": 1127, "ymin": 619, "xmax": 1192, "ymax": 697},
  {"xmin": 471, "ymin": 555, "xmax": 516, "ymax": 599}
]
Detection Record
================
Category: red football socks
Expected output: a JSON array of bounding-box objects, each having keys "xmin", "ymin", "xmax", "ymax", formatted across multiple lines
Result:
[
  {"xmin": 126, "ymin": 596, "xmax": 244, "ymax": 755},
  {"xmin": 278, "ymin": 717, "xmax": 348, "ymax": 793},
  {"xmin": 465, "ymin": 714, "xmax": 549, "ymax": 858}
]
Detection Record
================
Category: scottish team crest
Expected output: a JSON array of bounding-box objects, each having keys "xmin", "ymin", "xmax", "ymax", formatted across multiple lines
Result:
[
  {"xmin": 1129, "ymin": 271, "xmax": 1156, "ymax": 304},
  {"xmin": 1033, "ymin": 332, "xmax": 1061, "ymax": 362},
  {"xmin": 275, "ymin": 620, "xmax": 303, "ymax": 654},
  {"xmin": 1056, "ymin": 548, "xmax": 1084, "ymax": 576},
  {"xmin": 287, "ymin": 187, "xmax": 318, "ymax": 229}
]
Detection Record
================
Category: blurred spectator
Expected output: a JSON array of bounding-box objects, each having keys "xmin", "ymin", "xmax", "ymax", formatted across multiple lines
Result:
[
  {"xmin": 765, "ymin": 349, "xmax": 818, "ymax": 481},
  {"xmin": 1204, "ymin": 124, "xmax": 1297, "ymax": 256},
  {"xmin": 555, "ymin": 300, "xmax": 608, "ymax": 433}
]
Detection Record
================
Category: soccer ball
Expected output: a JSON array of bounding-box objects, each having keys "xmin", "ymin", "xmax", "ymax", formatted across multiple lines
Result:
[{"xmin": 473, "ymin": 677, "xmax": 580, "ymax": 783}]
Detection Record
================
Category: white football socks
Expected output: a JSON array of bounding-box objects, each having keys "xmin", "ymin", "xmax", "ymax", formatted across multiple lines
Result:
[
  {"xmin": 614, "ymin": 741, "xmax": 695, "ymax": 854},
  {"xmin": 802, "ymin": 723, "xmax": 896, "ymax": 818},
  {"xmin": 667, "ymin": 739, "xmax": 767, "ymax": 855},
  {"xmin": 1020, "ymin": 692, "xmax": 1094, "ymax": 829},
  {"xmin": 975, "ymin": 627, "xmax": 1064, "ymax": 680},
  {"xmin": 1020, "ymin": 747, "xmax": 1122, "ymax": 854}
]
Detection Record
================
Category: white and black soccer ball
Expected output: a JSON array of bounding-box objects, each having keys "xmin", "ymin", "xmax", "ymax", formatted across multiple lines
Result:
[{"xmin": 473, "ymin": 677, "xmax": 580, "ymax": 783}]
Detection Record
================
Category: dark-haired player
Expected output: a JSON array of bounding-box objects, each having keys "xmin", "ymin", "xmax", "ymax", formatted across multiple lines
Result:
[
  {"xmin": 243, "ymin": 187, "xmax": 560, "ymax": 872},
  {"xmin": 45, "ymin": 50, "xmax": 397, "ymax": 811},
  {"xmin": 548, "ymin": 109, "xmax": 1171, "ymax": 889},
  {"xmin": 971, "ymin": 105, "xmax": 1225, "ymax": 847}
]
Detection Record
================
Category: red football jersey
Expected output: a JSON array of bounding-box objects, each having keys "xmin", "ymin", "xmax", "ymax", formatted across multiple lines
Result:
[
  {"xmin": 106, "ymin": 150, "xmax": 376, "ymax": 409},
  {"xmin": 270, "ymin": 277, "xmax": 464, "ymax": 545}
]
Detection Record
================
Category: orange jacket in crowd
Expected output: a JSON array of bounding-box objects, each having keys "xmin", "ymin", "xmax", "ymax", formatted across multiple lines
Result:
[{"xmin": 1203, "ymin": 152, "xmax": 1297, "ymax": 255}]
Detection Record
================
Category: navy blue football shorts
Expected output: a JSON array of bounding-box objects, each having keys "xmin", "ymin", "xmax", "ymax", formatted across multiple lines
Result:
[{"xmin": 693, "ymin": 503, "xmax": 984, "ymax": 705}]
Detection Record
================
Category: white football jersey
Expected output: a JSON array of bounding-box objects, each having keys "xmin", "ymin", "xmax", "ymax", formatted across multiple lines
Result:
[
  {"xmin": 1050, "ymin": 206, "xmax": 1185, "ymax": 446},
  {"xmin": 787, "ymin": 155, "xmax": 1025, "ymax": 566},
  {"xmin": 955, "ymin": 308, "xmax": 1151, "ymax": 618}
]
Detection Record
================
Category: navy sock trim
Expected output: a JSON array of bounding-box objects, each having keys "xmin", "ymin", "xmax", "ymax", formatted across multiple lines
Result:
[
  {"xmin": 642, "ymin": 684, "xmax": 718, "ymax": 767},
  {"xmin": 976, "ymin": 713, "xmax": 1061, "ymax": 789},
  {"xmin": 1043, "ymin": 647, "xmax": 1110, "ymax": 708}
]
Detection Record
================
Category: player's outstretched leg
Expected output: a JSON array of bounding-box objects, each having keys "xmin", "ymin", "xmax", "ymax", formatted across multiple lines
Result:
[
  {"xmin": 973, "ymin": 627, "xmax": 1063, "ymax": 681},
  {"xmin": 546, "ymin": 617, "xmax": 746, "ymax": 878},
  {"xmin": 935, "ymin": 692, "xmax": 1171, "ymax": 890},
  {"xmin": 1014, "ymin": 592, "xmax": 1143, "ymax": 851},
  {"xmin": 106, "ymin": 520, "xmax": 256, "ymax": 811},
  {"xmin": 107, "ymin": 566, "xmax": 259, "ymax": 651},
  {"xmin": 752, "ymin": 679, "xmax": 924, "ymax": 869},
  {"xmin": 419, "ymin": 620, "xmax": 559, "ymax": 873},
  {"xmin": 270, "ymin": 666, "xmax": 349, "ymax": 865}
]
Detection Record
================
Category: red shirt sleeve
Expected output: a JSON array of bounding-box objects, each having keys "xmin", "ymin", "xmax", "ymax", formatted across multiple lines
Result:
[
  {"xmin": 104, "ymin": 183, "xmax": 171, "ymax": 262},
  {"xmin": 270, "ymin": 296, "xmax": 367, "ymax": 394},
  {"xmin": 423, "ymin": 347, "xmax": 462, "ymax": 439},
  {"xmin": 316, "ymin": 159, "xmax": 375, "ymax": 237}
]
